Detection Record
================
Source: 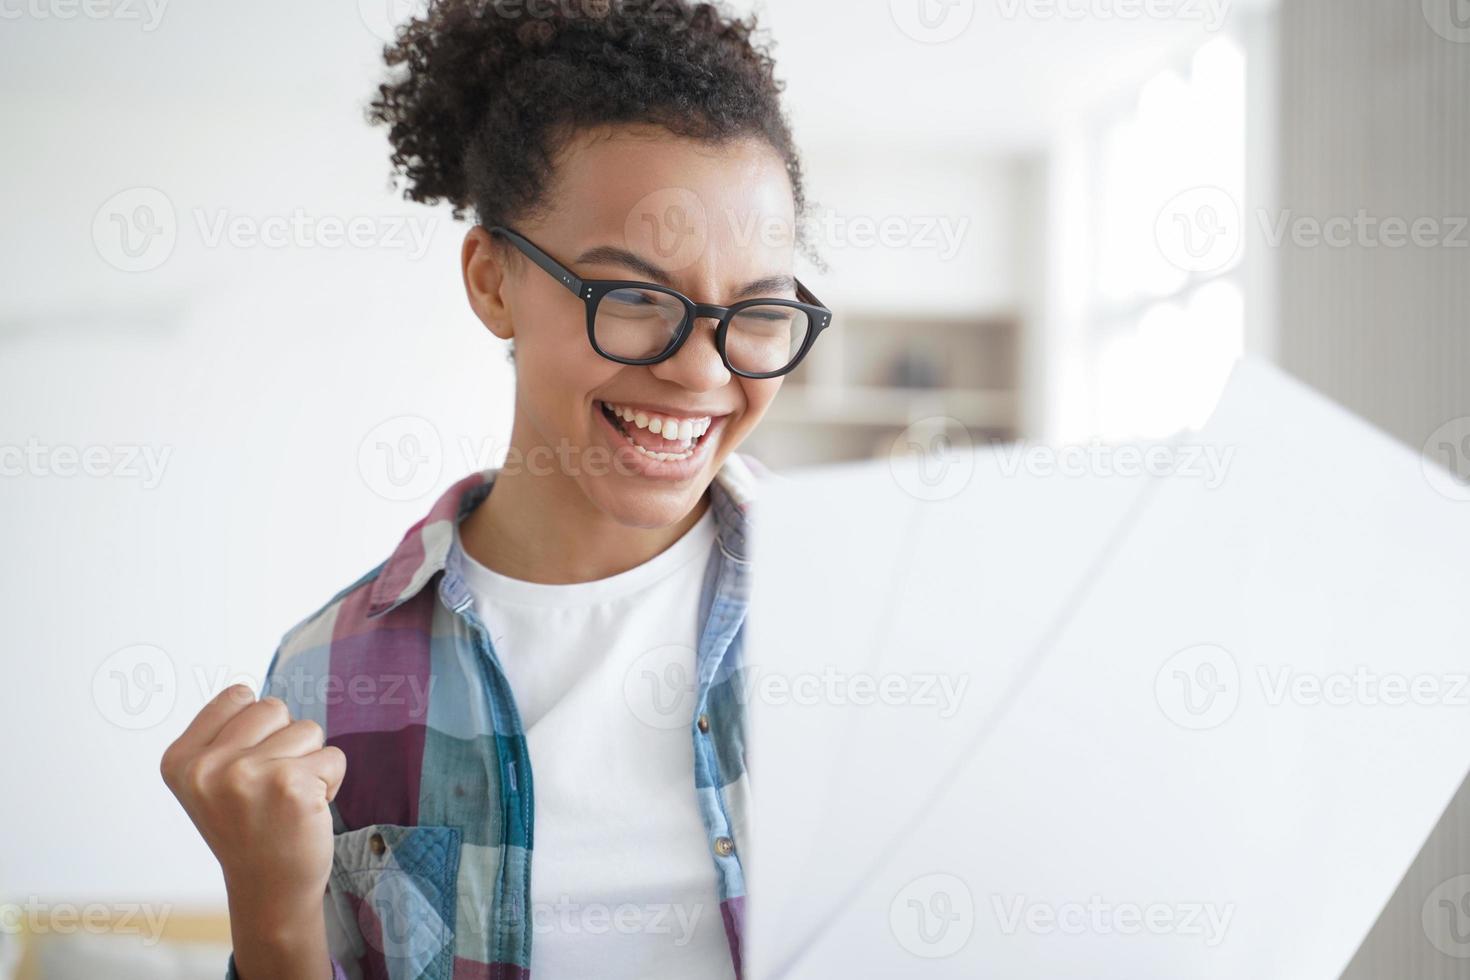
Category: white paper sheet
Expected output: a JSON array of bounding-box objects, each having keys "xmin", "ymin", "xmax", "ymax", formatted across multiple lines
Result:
[{"xmin": 746, "ymin": 358, "xmax": 1470, "ymax": 979}]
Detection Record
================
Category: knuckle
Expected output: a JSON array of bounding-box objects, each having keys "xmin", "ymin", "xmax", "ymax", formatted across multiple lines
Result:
[
  {"xmin": 260, "ymin": 695, "xmax": 290, "ymax": 717},
  {"xmin": 180, "ymin": 756, "xmax": 215, "ymax": 798},
  {"xmin": 216, "ymin": 757, "xmax": 257, "ymax": 794},
  {"xmin": 159, "ymin": 742, "xmax": 182, "ymax": 784},
  {"xmin": 252, "ymin": 696, "xmax": 292, "ymax": 728},
  {"xmin": 265, "ymin": 764, "xmax": 298, "ymax": 794},
  {"xmin": 266, "ymin": 768, "xmax": 314, "ymax": 808},
  {"xmin": 223, "ymin": 683, "xmax": 255, "ymax": 704}
]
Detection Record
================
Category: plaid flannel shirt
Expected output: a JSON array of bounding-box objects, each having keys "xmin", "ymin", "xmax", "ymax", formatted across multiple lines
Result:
[{"xmin": 224, "ymin": 452, "xmax": 765, "ymax": 980}]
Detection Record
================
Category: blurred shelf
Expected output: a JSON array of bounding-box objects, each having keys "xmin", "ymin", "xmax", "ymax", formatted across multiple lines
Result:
[
  {"xmin": 833, "ymin": 310, "xmax": 1020, "ymax": 330},
  {"xmin": 766, "ymin": 384, "xmax": 1017, "ymax": 429},
  {"xmin": 748, "ymin": 307, "xmax": 1024, "ymax": 468}
]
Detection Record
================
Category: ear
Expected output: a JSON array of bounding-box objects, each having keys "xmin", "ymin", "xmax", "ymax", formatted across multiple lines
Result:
[{"xmin": 462, "ymin": 226, "xmax": 515, "ymax": 342}]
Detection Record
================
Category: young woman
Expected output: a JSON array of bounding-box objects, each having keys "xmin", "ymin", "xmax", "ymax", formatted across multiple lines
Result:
[{"xmin": 159, "ymin": 2, "xmax": 830, "ymax": 979}]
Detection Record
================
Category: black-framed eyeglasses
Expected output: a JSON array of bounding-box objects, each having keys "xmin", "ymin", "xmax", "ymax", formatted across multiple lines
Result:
[{"xmin": 488, "ymin": 225, "xmax": 833, "ymax": 380}]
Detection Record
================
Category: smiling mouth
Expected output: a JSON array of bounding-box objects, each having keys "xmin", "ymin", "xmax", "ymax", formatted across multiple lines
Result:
[{"xmin": 597, "ymin": 400, "xmax": 716, "ymax": 462}]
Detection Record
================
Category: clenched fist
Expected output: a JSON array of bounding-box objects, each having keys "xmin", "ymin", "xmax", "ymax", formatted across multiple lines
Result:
[{"xmin": 161, "ymin": 685, "xmax": 345, "ymax": 979}]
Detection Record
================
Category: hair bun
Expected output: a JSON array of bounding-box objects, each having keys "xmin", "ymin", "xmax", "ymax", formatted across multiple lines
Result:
[{"xmin": 368, "ymin": 0, "xmax": 806, "ymax": 250}]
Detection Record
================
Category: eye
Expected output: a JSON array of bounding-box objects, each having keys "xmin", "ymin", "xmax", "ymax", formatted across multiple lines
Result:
[{"xmin": 604, "ymin": 288, "xmax": 662, "ymax": 307}]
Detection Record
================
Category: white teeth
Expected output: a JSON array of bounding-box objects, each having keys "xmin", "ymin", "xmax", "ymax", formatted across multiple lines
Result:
[
  {"xmin": 602, "ymin": 402, "xmax": 714, "ymax": 443},
  {"xmin": 600, "ymin": 401, "xmax": 714, "ymax": 461}
]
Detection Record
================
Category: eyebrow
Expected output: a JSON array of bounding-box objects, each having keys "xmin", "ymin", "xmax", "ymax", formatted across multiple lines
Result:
[{"xmin": 574, "ymin": 244, "xmax": 797, "ymax": 301}]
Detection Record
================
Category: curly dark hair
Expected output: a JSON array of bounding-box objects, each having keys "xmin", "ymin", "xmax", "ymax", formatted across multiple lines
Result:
[{"xmin": 367, "ymin": 0, "xmax": 812, "ymax": 259}]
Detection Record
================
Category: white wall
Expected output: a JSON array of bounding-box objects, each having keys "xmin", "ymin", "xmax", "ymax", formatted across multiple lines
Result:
[{"xmin": 1, "ymin": 6, "xmax": 516, "ymax": 903}]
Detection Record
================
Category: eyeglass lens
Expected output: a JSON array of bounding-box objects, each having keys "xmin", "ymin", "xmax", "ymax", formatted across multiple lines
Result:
[{"xmin": 595, "ymin": 286, "xmax": 811, "ymax": 375}]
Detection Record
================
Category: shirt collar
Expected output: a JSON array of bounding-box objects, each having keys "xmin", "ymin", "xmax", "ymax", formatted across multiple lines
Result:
[{"xmin": 366, "ymin": 452, "xmax": 765, "ymax": 619}]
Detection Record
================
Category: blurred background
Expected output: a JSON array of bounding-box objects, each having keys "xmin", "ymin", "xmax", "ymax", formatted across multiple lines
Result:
[{"xmin": 2, "ymin": 0, "xmax": 1468, "ymax": 976}]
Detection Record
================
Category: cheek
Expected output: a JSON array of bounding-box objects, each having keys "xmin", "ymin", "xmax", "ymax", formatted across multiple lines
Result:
[
  {"xmin": 513, "ymin": 296, "xmax": 618, "ymax": 423},
  {"xmin": 718, "ymin": 380, "xmax": 779, "ymax": 458},
  {"xmin": 737, "ymin": 378, "xmax": 783, "ymax": 427},
  {"xmin": 514, "ymin": 291, "xmax": 586, "ymax": 364}
]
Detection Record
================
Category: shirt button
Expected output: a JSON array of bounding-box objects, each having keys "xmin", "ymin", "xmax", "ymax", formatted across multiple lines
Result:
[
  {"xmin": 697, "ymin": 714, "xmax": 710, "ymax": 734},
  {"xmin": 369, "ymin": 833, "xmax": 386, "ymax": 856},
  {"xmin": 714, "ymin": 836, "xmax": 735, "ymax": 857}
]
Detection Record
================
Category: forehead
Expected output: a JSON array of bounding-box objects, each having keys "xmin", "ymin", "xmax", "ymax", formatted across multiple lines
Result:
[{"xmin": 542, "ymin": 125, "xmax": 797, "ymax": 272}]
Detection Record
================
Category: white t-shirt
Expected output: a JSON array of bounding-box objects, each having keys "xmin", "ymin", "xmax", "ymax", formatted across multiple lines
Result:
[{"xmin": 454, "ymin": 505, "xmax": 735, "ymax": 980}]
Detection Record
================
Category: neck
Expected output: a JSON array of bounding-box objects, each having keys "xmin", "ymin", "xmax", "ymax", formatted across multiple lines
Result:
[{"xmin": 459, "ymin": 424, "xmax": 711, "ymax": 585}]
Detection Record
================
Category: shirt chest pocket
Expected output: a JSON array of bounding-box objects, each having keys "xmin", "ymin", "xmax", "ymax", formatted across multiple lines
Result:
[{"xmin": 325, "ymin": 823, "xmax": 463, "ymax": 980}]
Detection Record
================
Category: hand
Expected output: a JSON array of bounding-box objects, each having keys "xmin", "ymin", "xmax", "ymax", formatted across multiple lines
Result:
[{"xmin": 161, "ymin": 685, "xmax": 346, "ymax": 917}]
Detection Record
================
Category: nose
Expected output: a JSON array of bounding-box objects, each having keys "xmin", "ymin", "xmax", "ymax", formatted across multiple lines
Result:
[{"xmin": 650, "ymin": 314, "xmax": 731, "ymax": 391}]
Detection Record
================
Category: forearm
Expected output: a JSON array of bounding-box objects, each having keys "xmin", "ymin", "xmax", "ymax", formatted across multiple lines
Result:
[{"xmin": 226, "ymin": 882, "xmax": 337, "ymax": 980}]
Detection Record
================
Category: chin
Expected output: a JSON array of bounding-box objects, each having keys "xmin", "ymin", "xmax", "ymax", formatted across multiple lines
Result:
[{"xmin": 581, "ymin": 467, "xmax": 715, "ymax": 530}]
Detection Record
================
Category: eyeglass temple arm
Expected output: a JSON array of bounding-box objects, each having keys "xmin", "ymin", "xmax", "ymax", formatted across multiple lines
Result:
[
  {"xmin": 488, "ymin": 226, "xmax": 585, "ymax": 296},
  {"xmin": 796, "ymin": 278, "xmax": 831, "ymax": 319}
]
